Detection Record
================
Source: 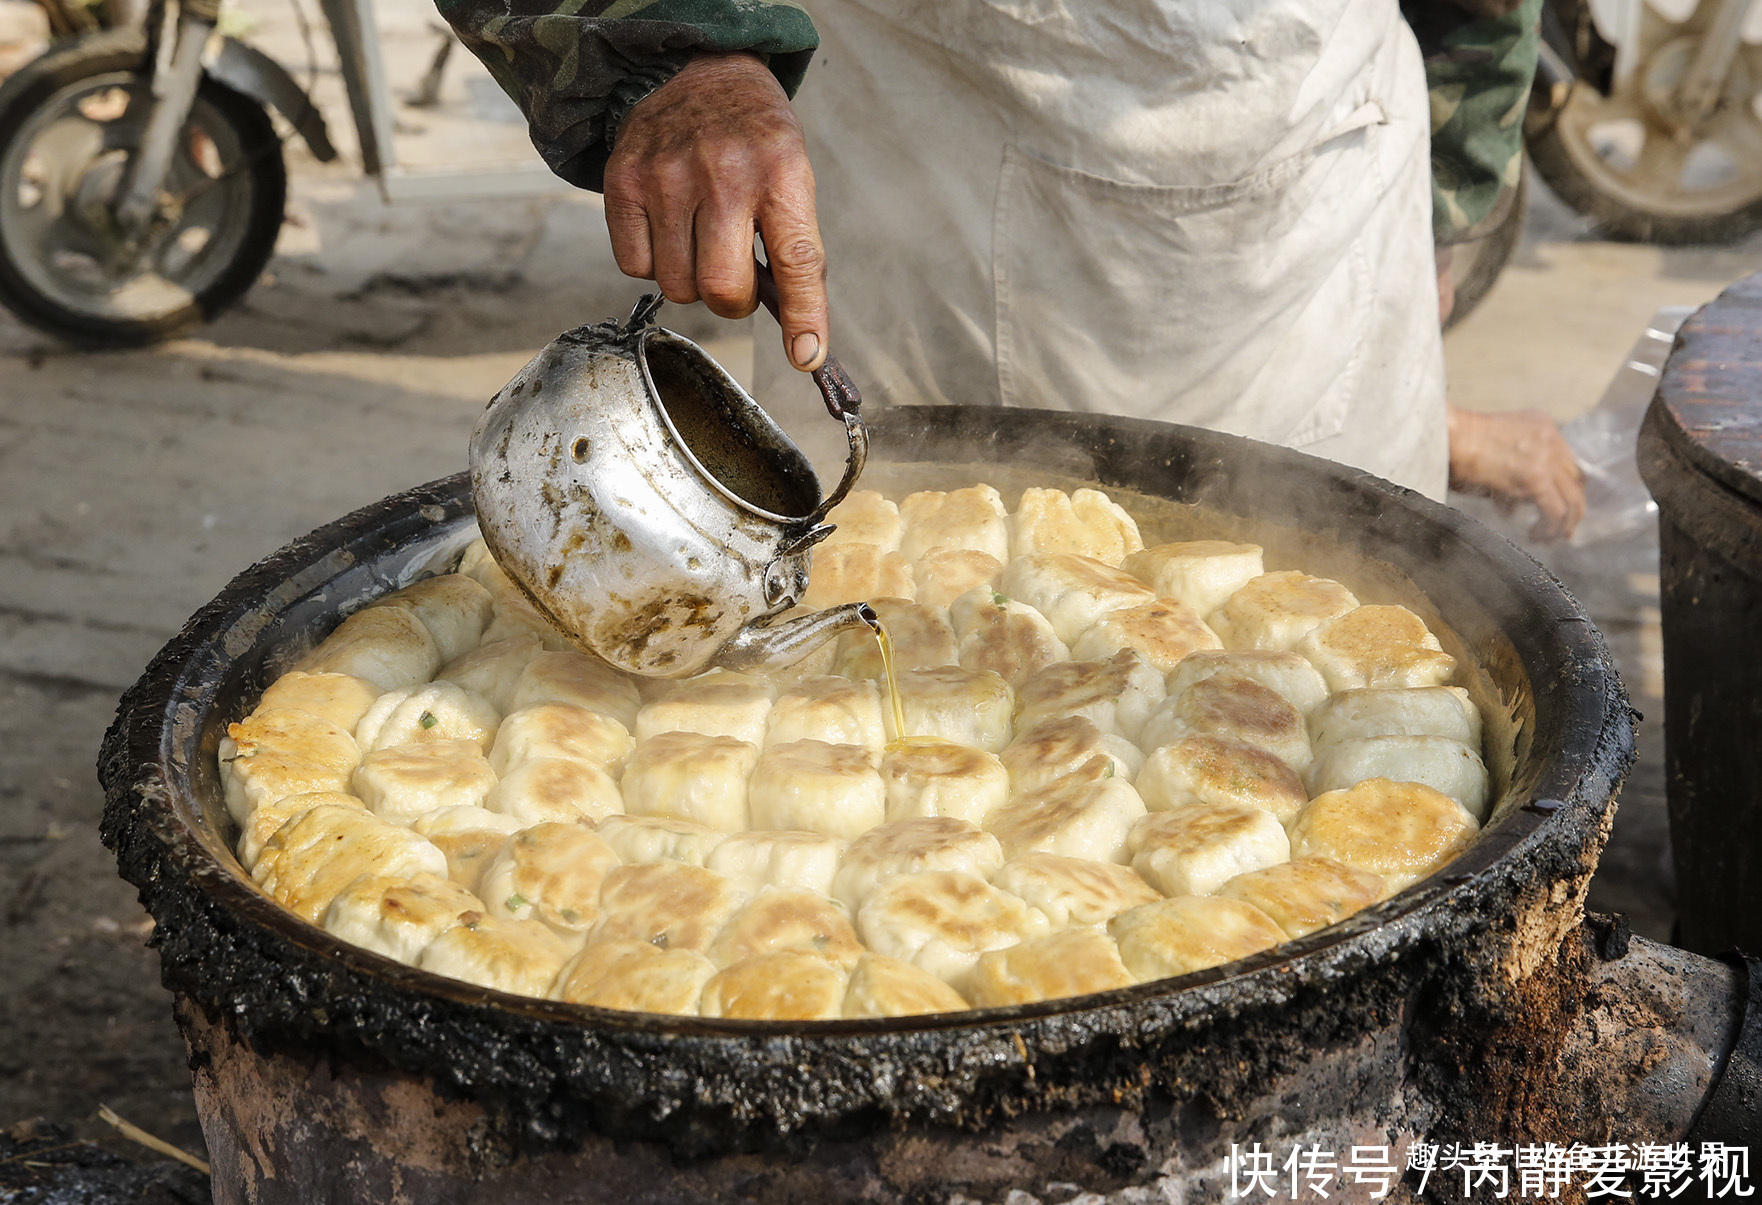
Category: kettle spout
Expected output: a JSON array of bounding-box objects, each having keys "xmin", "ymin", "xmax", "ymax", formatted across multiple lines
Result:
[{"xmin": 714, "ymin": 603, "xmax": 880, "ymax": 674}]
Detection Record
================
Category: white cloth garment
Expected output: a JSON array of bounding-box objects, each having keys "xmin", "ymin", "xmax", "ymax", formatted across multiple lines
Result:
[{"xmin": 752, "ymin": 0, "xmax": 1449, "ymax": 498}]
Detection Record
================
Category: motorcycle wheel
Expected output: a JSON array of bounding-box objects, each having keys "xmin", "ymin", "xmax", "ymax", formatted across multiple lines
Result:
[
  {"xmin": 1444, "ymin": 162, "xmax": 1530, "ymax": 331},
  {"xmin": 0, "ymin": 34, "xmax": 285, "ymax": 345},
  {"xmin": 1526, "ymin": 3, "xmax": 1762, "ymax": 244}
]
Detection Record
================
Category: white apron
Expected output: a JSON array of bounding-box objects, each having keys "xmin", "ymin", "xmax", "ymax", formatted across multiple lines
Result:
[{"xmin": 752, "ymin": 0, "xmax": 1449, "ymax": 498}]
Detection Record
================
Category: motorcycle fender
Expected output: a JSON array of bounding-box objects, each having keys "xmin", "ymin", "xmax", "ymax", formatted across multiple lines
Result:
[{"xmin": 204, "ymin": 37, "xmax": 338, "ymax": 162}]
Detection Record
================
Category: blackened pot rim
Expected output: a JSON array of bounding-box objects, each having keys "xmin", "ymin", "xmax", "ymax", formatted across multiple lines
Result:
[{"xmin": 100, "ymin": 407, "xmax": 1629, "ymax": 1147}]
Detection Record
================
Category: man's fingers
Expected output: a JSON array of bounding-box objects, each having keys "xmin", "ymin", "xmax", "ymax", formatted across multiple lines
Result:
[
  {"xmin": 694, "ymin": 203, "xmax": 759, "ymax": 319},
  {"xmin": 760, "ymin": 198, "xmax": 828, "ymax": 371},
  {"xmin": 648, "ymin": 195, "xmax": 701, "ymax": 305},
  {"xmin": 603, "ymin": 179, "xmax": 655, "ymax": 281}
]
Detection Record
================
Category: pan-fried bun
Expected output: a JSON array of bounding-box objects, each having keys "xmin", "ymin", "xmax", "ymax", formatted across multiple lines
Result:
[
  {"xmin": 832, "ymin": 818, "xmax": 1005, "ymax": 913},
  {"xmin": 1108, "ymin": 895, "xmax": 1286, "ymax": 981},
  {"xmin": 1121, "ymin": 541, "xmax": 1265, "ymax": 618},
  {"xmin": 894, "ymin": 666, "xmax": 1016, "ymax": 752},
  {"xmin": 1306, "ymin": 735, "xmax": 1491, "ymax": 822},
  {"xmin": 634, "ymin": 672, "xmax": 774, "ymax": 746},
  {"xmin": 1215, "ymin": 857, "xmax": 1386, "ymax": 939},
  {"xmin": 1134, "ymin": 736, "xmax": 1308, "ymax": 824},
  {"xmin": 1128, "ymin": 803, "xmax": 1291, "ymax": 897},
  {"xmin": 705, "ymin": 830, "xmax": 845, "ymax": 897},
  {"xmin": 914, "ymin": 549, "xmax": 1005, "ymax": 611},
  {"xmin": 1165, "ymin": 650, "xmax": 1330, "ymax": 717},
  {"xmin": 898, "ymin": 485, "xmax": 1011, "ymax": 564},
  {"xmin": 509, "ymin": 650, "xmax": 641, "ymax": 730},
  {"xmin": 298, "ymin": 604, "xmax": 440, "ymax": 692},
  {"xmin": 351, "ymin": 740, "xmax": 497, "ymax": 825},
  {"xmin": 967, "ymin": 928, "xmax": 1134, "ymax": 1006},
  {"xmin": 1009, "ymin": 487, "xmax": 1143, "ymax": 565},
  {"xmin": 621, "ymin": 731, "xmax": 760, "ymax": 831},
  {"xmin": 323, "ymin": 872, "xmax": 483, "ymax": 964},
  {"xmin": 253, "ymin": 803, "xmax": 447, "ymax": 924},
  {"xmin": 1288, "ymin": 778, "xmax": 1480, "ymax": 894},
  {"xmin": 842, "ymin": 954, "xmax": 971, "ymax": 1017},
  {"xmin": 554, "ymin": 942, "xmax": 716, "ymax": 1015},
  {"xmin": 949, "ymin": 587, "xmax": 1070, "ymax": 687},
  {"xmin": 700, "ymin": 952, "xmax": 849, "ymax": 1020},
  {"xmin": 480, "ymin": 822, "xmax": 620, "ymax": 937},
  {"xmin": 1069, "ymin": 599, "xmax": 1222, "ymax": 675},
  {"xmin": 378, "ymin": 574, "xmax": 495, "ymax": 664},
  {"xmin": 486, "ymin": 757, "xmax": 623, "ymax": 825},
  {"xmin": 747, "ymin": 740, "xmax": 886, "ymax": 840},
  {"xmin": 1309, "ymin": 686, "xmax": 1481, "ymax": 753},
  {"xmin": 1140, "ymin": 676, "xmax": 1311, "ymax": 775},
  {"xmin": 221, "ymin": 708, "xmax": 361, "ymax": 824},
  {"xmin": 437, "ymin": 638, "xmax": 544, "ymax": 715},
  {"xmin": 999, "ymin": 553, "xmax": 1156, "ymax": 645},
  {"xmin": 257, "ymin": 671, "xmax": 383, "ymax": 734},
  {"xmin": 803, "ymin": 542, "xmax": 915, "ymax": 608},
  {"xmin": 1001, "ymin": 716, "xmax": 1143, "ymax": 797},
  {"xmin": 767, "ymin": 676, "xmax": 887, "ymax": 753},
  {"xmin": 596, "ymin": 814, "xmax": 727, "ymax": 867},
  {"xmin": 985, "ymin": 769, "xmax": 1147, "ymax": 864},
  {"xmin": 1297, "ymin": 605, "xmax": 1456, "ymax": 692},
  {"xmin": 1206, "ymin": 571, "xmax": 1358, "ymax": 653},
  {"xmin": 989, "ymin": 853, "xmax": 1162, "ymax": 928},
  {"xmin": 823, "ymin": 489, "xmax": 903, "ymax": 552},
  {"xmin": 355, "ymin": 681, "xmax": 500, "ymax": 754},
  {"xmin": 708, "ymin": 889, "xmax": 864, "ymax": 970},
  {"xmin": 492, "ymin": 702, "xmax": 634, "ymax": 777},
  {"xmin": 881, "ymin": 740, "xmax": 1011, "ymax": 826},
  {"xmin": 591, "ymin": 862, "xmax": 747, "ymax": 954},
  {"xmin": 1014, "ymin": 650, "xmax": 1165, "ymax": 746},
  {"xmin": 854, "ymin": 870, "xmax": 1048, "ymax": 984},
  {"xmin": 416, "ymin": 914, "xmax": 573, "ymax": 997}
]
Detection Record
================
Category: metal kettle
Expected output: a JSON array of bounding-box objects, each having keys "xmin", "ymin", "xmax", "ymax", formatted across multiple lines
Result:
[{"xmin": 469, "ymin": 294, "xmax": 877, "ymax": 678}]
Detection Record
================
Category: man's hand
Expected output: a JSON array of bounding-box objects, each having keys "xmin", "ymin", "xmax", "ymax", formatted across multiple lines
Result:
[
  {"xmin": 604, "ymin": 52, "xmax": 828, "ymax": 371},
  {"xmin": 1447, "ymin": 405, "xmax": 1587, "ymax": 541}
]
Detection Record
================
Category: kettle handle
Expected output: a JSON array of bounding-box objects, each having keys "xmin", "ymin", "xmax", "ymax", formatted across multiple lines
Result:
[{"xmin": 753, "ymin": 258, "xmax": 868, "ymax": 526}]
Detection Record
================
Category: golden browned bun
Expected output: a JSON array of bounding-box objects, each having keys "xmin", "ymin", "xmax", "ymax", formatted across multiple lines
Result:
[
  {"xmin": 354, "ymin": 681, "xmax": 500, "ymax": 754},
  {"xmin": 985, "ymin": 769, "xmax": 1147, "ymax": 864},
  {"xmin": 880, "ymin": 740, "xmax": 1011, "ymax": 826},
  {"xmin": 297, "ymin": 603, "xmax": 441, "ymax": 691},
  {"xmin": 709, "ymin": 889, "xmax": 864, "ymax": 971},
  {"xmin": 914, "ymin": 549, "xmax": 1005, "ymax": 612},
  {"xmin": 1296, "ymin": 604, "xmax": 1456, "ymax": 692},
  {"xmin": 509, "ymin": 650, "xmax": 642, "ymax": 731},
  {"xmin": 1001, "ymin": 716, "xmax": 1143, "ymax": 797},
  {"xmin": 481, "ymin": 822, "xmax": 620, "ymax": 937},
  {"xmin": 832, "ymin": 818, "xmax": 1004, "ymax": 913},
  {"xmin": 899, "ymin": 485, "xmax": 1011, "ymax": 564},
  {"xmin": 747, "ymin": 739, "xmax": 885, "ymax": 839},
  {"xmin": 220, "ymin": 707, "xmax": 361, "ymax": 824},
  {"xmin": 1009, "ymin": 488, "xmax": 1143, "ymax": 565},
  {"xmin": 256, "ymin": 670, "xmax": 383, "ymax": 733},
  {"xmin": 1215, "ymin": 857, "xmax": 1386, "ymax": 939},
  {"xmin": 949, "ymin": 587, "xmax": 1070, "ymax": 687},
  {"xmin": 1127, "ymin": 802, "xmax": 1291, "ymax": 897},
  {"xmin": 967, "ymin": 928, "xmax": 1134, "ymax": 1006},
  {"xmin": 988, "ymin": 852, "xmax": 1162, "ymax": 928},
  {"xmin": 1014, "ymin": 650, "xmax": 1165, "ymax": 746},
  {"xmin": 322, "ymin": 872, "xmax": 484, "ymax": 963},
  {"xmin": 699, "ymin": 951, "xmax": 849, "ymax": 1020},
  {"xmin": 416, "ymin": 913, "xmax": 574, "ymax": 996},
  {"xmin": 854, "ymin": 870, "xmax": 1048, "ymax": 984},
  {"xmin": 833, "ymin": 598, "xmax": 958, "ymax": 680},
  {"xmin": 554, "ymin": 942, "xmax": 716, "ymax": 1014},
  {"xmin": 894, "ymin": 666, "xmax": 1016, "ymax": 752},
  {"xmin": 621, "ymin": 731, "xmax": 760, "ymax": 831},
  {"xmin": 1107, "ymin": 895, "xmax": 1287, "ymax": 981},
  {"xmin": 634, "ymin": 672, "xmax": 775, "ymax": 746},
  {"xmin": 1068, "ymin": 599, "xmax": 1223, "ymax": 675},
  {"xmin": 767, "ymin": 675, "xmax": 887, "ymax": 752},
  {"xmin": 1120, "ymin": 541, "xmax": 1265, "ymax": 618},
  {"xmin": 1206, "ymin": 571, "xmax": 1359, "ymax": 653},
  {"xmin": 999, "ymin": 553, "xmax": 1156, "ymax": 645},
  {"xmin": 803, "ymin": 543, "xmax": 915, "ymax": 608},
  {"xmin": 591, "ymin": 862, "xmax": 747, "ymax": 954},
  {"xmin": 1140, "ymin": 676, "xmax": 1310, "ymax": 775},
  {"xmin": 1134, "ymin": 736, "xmax": 1308, "ymax": 824},
  {"xmin": 822, "ymin": 489, "xmax": 903, "ymax": 552},
  {"xmin": 842, "ymin": 954, "xmax": 971, "ymax": 1018},
  {"xmin": 1287, "ymin": 778, "xmax": 1480, "ymax": 893},
  {"xmin": 350, "ymin": 740, "xmax": 497, "ymax": 825},
  {"xmin": 252, "ymin": 802, "xmax": 447, "ymax": 924}
]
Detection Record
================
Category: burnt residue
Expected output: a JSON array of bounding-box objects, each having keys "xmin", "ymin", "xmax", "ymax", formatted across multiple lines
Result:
[{"xmin": 100, "ymin": 414, "xmax": 1633, "ymax": 1168}]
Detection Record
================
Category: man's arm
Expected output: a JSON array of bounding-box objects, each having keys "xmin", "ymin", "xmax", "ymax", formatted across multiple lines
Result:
[{"xmin": 438, "ymin": 0, "xmax": 827, "ymax": 368}]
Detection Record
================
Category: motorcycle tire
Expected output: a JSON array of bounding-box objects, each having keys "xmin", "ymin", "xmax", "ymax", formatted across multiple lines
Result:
[
  {"xmin": 1526, "ymin": 84, "xmax": 1762, "ymax": 245},
  {"xmin": 1444, "ymin": 161, "xmax": 1530, "ymax": 332},
  {"xmin": 0, "ymin": 33, "xmax": 286, "ymax": 345}
]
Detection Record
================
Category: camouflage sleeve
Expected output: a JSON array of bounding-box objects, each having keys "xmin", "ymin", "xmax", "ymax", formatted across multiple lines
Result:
[
  {"xmin": 434, "ymin": 0, "xmax": 819, "ymax": 191},
  {"xmin": 1403, "ymin": 0, "xmax": 1543, "ymax": 244}
]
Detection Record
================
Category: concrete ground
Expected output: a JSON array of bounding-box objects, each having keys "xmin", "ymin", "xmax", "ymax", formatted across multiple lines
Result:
[{"xmin": 1, "ymin": 0, "xmax": 1758, "ymax": 1180}]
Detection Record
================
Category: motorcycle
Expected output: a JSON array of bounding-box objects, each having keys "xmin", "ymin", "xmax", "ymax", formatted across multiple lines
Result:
[
  {"xmin": 0, "ymin": 0, "xmax": 566, "ymax": 344},
  {"xmin": 1529, "ymin": 0, "xmax": 1762, "ymax": 243}
]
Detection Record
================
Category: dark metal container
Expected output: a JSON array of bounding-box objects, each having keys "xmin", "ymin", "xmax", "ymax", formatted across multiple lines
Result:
[
  {"xmin": 101, "ymin": 407, "xmax": 1641, "ymax": 1203},
  {"xmin": 1639, "ymin": 275, "xmax": 1762, "ymax": 957}
]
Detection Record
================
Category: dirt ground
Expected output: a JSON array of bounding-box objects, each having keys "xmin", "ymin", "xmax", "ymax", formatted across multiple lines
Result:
[{"xmin": 0, "ymin": 0, "xmax": 1754, "ymax": 1179}]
